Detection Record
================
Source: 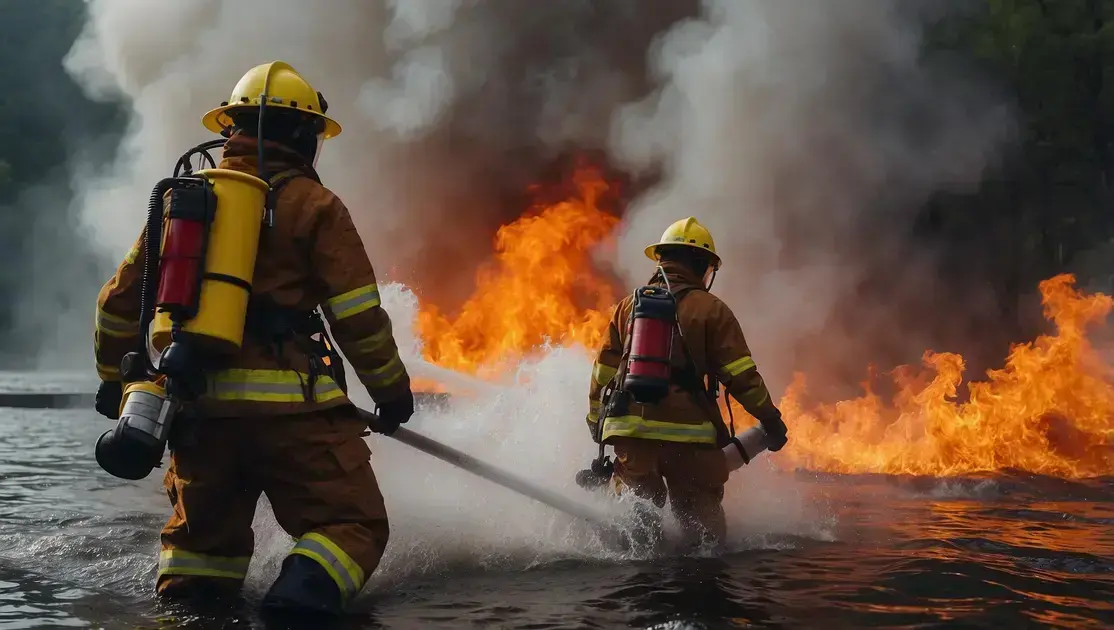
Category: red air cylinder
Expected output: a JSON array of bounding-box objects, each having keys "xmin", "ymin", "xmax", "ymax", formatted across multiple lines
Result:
[
  {"xmin": 156, "ymin": 215, "xmax": 205, "ymax": 319},
  {"xmin": 623, "ymin": 286, "xmax": 677, "ymax": 404}
]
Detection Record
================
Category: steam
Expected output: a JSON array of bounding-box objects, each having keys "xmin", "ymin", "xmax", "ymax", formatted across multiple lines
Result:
[
  {"xmin": 49, "ymin": 0, "xmax": 1011, "ymax": 590},
  {"xmin": 246, "ymin": 283, "xmax": 829, "ymax": 595},
  {"xmin": 610, "ymin": 0, "xmax": 1013, "ymax": 393},
  {"xmin": 63, "ymin": 0, "xmax": 692, "ymax": 310}
]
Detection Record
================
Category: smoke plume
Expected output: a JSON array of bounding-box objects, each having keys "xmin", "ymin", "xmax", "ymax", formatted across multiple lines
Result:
[
  {"xmin": 37, "ymin": 0, "xmax": 1019, "ymax": 595},
  {"xmin": 62, "ymin": 0, "xmax": 1011, "ymax": 389},
  {"xmin": 64, "ymin": 0, "xmax": 695, "ymax": 311},
  {"xmin": 609, "ymin": 0, "xmax": 1013, "ymax": 395}
]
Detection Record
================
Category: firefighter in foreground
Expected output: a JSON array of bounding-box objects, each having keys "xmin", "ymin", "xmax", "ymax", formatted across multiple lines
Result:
[
  {"xmin": 585, "ymin": 217, "xmax": 789, "ymax": 547},
  {"xmin": 92, "ymin": 61, "xmax": 414, "ymax": 617}
]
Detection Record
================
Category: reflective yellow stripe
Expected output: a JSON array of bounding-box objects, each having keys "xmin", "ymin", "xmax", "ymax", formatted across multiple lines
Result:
[
  {"xmin": 97, "ymin": 363, "xmax": 120, "ymax": 381},
  {"xmin": 206, "ymin": 369, "xmax": 347, "ymax": 403},
  {"xmin": 158, "ymin": 550, "xmax": 250, "ymax": 581},
  {"xmin": 722, "ymin": 355, "xmax": 756, "ymax": 377},
  {"xmin": 739, "ymin": 386, "xmax": 770, "ymax": 408},
  {"xmin": 95, "ymin": 308, "xmax": 139, "ymax": 338},
  {"xmin": 601, "ymin": 416, "xmax": 718, "ymax": 444},
  {"xmin": 592, "ymin": 362, "xmax": 617, "ymax": 386},
  {"xmin": 290, "ymin": 533, "xmax": 365, "ymax": 601},
  {"xmin": 124, "ymin": 246, "xmax": 139, "ymax": 265},
  {"xmin": 352, "ymin": 320, "xmax": 393, "ymax": 355},
  {"xmin": 587, "ymin": 400, "xmax": 601, "ymax": 423},
  {"xmin": 356, "ymin": 354, "xmax": 406, "ymax": 390},
  {"xmin": 326, "ymin": 284, "xmax": 381, "ymax": 320}
]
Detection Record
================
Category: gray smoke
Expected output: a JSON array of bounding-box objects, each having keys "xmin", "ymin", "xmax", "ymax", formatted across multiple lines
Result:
[
  {"xmin": 45, "ymin": 0, "xmax": 1016, "ymax": 580},
  {"xmin": 609, "ymin": 0, "xmax": 1012, "ymax": 392},
  {"xmin": 64, "ymin": 0, "xmax": 693, "ymax": 311},
  {"xmin": 61, "ymin": 0, "xmax": 1011, "ymax": 394}
]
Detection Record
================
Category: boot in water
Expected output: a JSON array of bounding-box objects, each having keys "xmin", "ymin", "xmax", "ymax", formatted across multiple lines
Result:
[
  {"xmin": 261, "ymin": 554, "xmax": 345, "ymax": 620},
  {"xmin": 627, "ymin": 501, "xmax": 664, "ymax": 555}
]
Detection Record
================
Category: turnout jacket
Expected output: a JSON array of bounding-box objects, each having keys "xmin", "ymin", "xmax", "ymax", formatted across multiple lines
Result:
[
  {"xmin": 586, "ymin": 261, "xmax": 780, "ymax": 446},
  {"xmin": 93, "ymin": 134, "xmax": 411, "ymax": 417}
]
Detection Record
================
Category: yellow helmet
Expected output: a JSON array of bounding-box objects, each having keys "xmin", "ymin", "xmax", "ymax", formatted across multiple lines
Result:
[
  {"xmin": 643, "ymin": 217, "xmax": 721, "ymax": 270},
  {"xmin": 201, "ymin": 61, "xmax": 342, "ymax": 139}
]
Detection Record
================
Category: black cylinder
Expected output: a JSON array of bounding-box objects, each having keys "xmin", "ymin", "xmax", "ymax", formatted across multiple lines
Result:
[{"xmin": 94, "ymin": 422, "xmax": 165, "ymax": 481}]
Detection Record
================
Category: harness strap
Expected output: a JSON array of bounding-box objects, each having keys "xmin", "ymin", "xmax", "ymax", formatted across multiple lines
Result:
[{"xmin": 264, "ymin": 167, "xmax": 317, "ymax": 227}]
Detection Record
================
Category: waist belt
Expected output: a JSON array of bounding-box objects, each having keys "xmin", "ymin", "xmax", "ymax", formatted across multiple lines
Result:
[
  {"xmin": 244, "ymin": 297, "xmax": 347, "ymax": 401},
  {"xmin": 245, "ymin": 300, "xmax": 325, "ymax": 341}
]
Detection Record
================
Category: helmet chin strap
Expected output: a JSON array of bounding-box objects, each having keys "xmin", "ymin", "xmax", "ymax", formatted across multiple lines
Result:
[
  {"xmin": 312, "ymin": 133, "xmax": 324, "ymax": 169},
  {"xmin": 704, "ymin": 268, "xmax": 717, "ymax": 291}
]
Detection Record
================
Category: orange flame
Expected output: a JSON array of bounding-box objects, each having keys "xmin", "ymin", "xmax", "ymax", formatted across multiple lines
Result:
[
  {"xmin": 775, "ymin": 274, "xmax": 1114, "ymax": 478},
  {"xmin": 417, "ymin": 166, "xmax": 620, "ymax": 377},
  {"xmin": 413, "ymin": 164, "xmax": 1114, "ymax": 480}
]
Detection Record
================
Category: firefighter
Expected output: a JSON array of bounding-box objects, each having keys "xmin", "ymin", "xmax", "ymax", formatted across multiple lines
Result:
[
  {"xmin": 92, "ymin": 61, "xmax": 414, "ymax": 617},
  {"xmin": 585, "ymin": 217, "xmax": 789, "ymax": 547}
]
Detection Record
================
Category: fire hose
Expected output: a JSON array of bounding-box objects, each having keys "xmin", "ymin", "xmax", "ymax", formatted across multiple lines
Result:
[{"xmin": 355, "ymin": 408, "xmax": 614, "ymax": 529}]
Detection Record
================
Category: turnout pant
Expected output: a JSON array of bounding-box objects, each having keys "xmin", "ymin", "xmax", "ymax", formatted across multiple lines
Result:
[
  {"xmin": 610, "ymin": 437, "xmax": 729, "ymax": 545},
  {"xmin": 156, "ymin": 406, "xmax": 389, "ymax": 604}
]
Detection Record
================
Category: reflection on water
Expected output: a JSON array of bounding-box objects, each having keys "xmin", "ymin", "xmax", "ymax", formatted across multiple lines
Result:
[{"xmin": 0, "ymin": 408, "xmax": 1112, "ymax": 629}]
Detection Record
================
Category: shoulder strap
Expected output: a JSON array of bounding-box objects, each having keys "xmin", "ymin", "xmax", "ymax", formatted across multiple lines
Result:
[{"xmin": 264, "ymin": 167, "xmax": 317, "ymax": 228}]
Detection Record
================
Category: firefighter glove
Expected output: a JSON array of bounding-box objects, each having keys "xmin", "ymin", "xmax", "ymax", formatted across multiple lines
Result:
[
  {"xmin": 372, "ymin": 389, "xmax": 414, "ymax": 436},
  {"xmin": 95, "ymin": 381, "xmax": 123, "ymax": 420},
  {"xmin": 760, "ymin": 410, "xmax": 788, "ymax": 452}
]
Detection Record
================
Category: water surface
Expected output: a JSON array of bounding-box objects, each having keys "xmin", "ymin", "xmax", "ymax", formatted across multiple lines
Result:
[{"xmin": 0, "ymin": 405, "xmax": 1111, "ymax": 629}]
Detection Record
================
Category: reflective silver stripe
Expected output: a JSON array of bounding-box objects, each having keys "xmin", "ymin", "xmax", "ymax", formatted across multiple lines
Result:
[
  {"xmin": 206, "ymin": 370, "xmax": 346, "ymax": 403},
  {"xmin": 587, "ymin": 400, "xmax": 601, "ymax": 422},
  {"xmin": 158, "ymin": 550, "xmax": 250, "ymax": 580},
  {"xmin": 290, "ymin": 534, "xmax": 364, "ymax": 599},
  {"xmin": 325, "ymin": 284, "xmax": 381, "ymax": 320},
  {"xmin": 739, "ymin": 386, "xmax": 770, "ymax": 408},
  {"xmin": 601, "ymin": 416, "xmax": 718, "ymax": 444},
  {"xmin": 352, "ymin": 320, "xmax": 393, "ymax": 355},
  {"xmin": 97, "ymin": 363, "xmax": 120, "ymax": 381},
  {"xmin": 592, "ymin": 362, "xmax": 617, "ymax": 386},
  {"xmin": 95, "ymin": 308, "xmax": 139, "ymax": 338},
  {"xmin": 722, "ymin": 356, "xmax": 757, "ymax": 377},
  {"xmin": 357, "ymin": 354, "xmax": 406, "ymax": 389}
]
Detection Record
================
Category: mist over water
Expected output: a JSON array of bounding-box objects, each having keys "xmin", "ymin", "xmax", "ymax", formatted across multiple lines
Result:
[
  {"xmin": 25, "ymin": 0, "xmax": 1019, "ymax": 601},
  {"xmin": 228, "ymin": 283, "xmax": 832, "ymax": 595}
]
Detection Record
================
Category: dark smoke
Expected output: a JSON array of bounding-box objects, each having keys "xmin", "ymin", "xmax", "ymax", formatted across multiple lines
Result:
[{"xmin": 61, "ymin": 0, "xmax": 1013, "ymax": 395}]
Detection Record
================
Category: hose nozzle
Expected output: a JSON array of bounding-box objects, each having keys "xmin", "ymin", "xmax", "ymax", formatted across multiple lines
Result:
[{"xmin": 575, "ymin": 456, "xmax": 614, "ymax": 490}]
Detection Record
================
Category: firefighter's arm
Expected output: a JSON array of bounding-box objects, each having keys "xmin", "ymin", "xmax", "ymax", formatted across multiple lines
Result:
[
  {"xmin": 94, "ymin": 231, "xmax": 145, "ymax": 383},
  {"xmin": 586, "ymin": 303, "xmax": 624, "ymax": 441},
  {"xmin": 310, "ymin": 192, "xmax": 411, "ymax": 405},
  {"xmin": 707, "ymin": 300, "xmax": 788, "ymax": 450}
]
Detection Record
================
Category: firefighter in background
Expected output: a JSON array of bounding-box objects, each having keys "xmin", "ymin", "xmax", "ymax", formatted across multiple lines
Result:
[
  {"xmin": 585, "ymin": 217, "xmax": 789, "ymax": 546},
  {"xmin": 92, "ymin": 61, "xmax": 414, "ymax": 617}
]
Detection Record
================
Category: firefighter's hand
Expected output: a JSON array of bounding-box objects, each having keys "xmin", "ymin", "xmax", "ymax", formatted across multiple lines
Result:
[
  {"xmin": 95, "ymin": 381, "xmax": 123, "ymax": 420},
  {"xmin": 760, "ymin": 412, "xmax": 788, "ymax": 452},
  {"xmin": 371, "ymin": 390, "xmax": 415, "ymax": 436}
]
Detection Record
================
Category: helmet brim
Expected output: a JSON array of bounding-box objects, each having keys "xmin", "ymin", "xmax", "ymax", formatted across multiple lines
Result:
[
  {"xmin": 644, "ymin": 242, "xmax": 722, "ymax": 270},
  {"xmin": 201, "ymin": 104, "xmax": 342, "ymax": 139}
]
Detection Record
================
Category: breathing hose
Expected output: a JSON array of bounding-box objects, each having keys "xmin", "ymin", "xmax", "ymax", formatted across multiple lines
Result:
[{"xmin": 138, "ymin": 178, "xmax": 176, "ymax": 371}]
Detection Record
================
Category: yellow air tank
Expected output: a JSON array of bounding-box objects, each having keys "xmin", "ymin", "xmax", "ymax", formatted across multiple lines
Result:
[{"xmin": 152, "ymin": 168, "xmax": 268, "ymax": 356}]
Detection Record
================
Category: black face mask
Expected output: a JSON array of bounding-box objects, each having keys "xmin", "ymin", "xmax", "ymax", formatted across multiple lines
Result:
[{"xmin": 229, "ymin": 111, "xmax": 323, "ymax": 165}]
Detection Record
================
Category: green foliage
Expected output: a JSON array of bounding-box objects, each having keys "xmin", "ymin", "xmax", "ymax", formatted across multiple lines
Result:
[{"xmin": 924, "ymin": 0, "xmax": 1114, "ymax": 289}]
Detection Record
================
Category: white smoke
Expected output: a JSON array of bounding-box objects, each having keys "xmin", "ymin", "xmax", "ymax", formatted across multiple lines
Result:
[
  {"xmin": 245, "ymin": 283, "xmax": 828, "ymax": 597},
  {"xmin": 48, "ymin": 0, "xmax": 1011, "ymax": 597},
  {"xmin": 609, "ymin": 0, "xmax": 1013, "ymax": 392}
]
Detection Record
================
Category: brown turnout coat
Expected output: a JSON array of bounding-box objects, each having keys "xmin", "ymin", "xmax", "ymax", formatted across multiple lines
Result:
[
  {"xmin": 586, "ymin": 261, "xmax": 779, "ymax": 447},
  {"xmin": 93, "ymin": 134, "xmax": 411, "ymax": 417}
]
